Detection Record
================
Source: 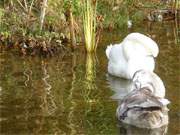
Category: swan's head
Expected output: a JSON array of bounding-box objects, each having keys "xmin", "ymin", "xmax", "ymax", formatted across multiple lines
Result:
[
  {"xmin": 132, "ymin": 70, "xmax": 165, "ymax": 98},
  {"xmin": 122, "ymin": 33, "xmax": 159, "ymax": 60}
]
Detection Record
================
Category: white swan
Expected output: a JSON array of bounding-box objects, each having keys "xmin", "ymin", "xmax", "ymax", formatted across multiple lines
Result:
[{"xmin": 106, "ymin": 33, "xmax": 159, "ymax": 79}]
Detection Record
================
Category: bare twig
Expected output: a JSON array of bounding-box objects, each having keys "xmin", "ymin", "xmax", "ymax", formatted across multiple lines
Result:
[
  {"xmin": 23, "ymin": 0, "xmax": 28, "ymax": 11},
  {"xmin": 16, "ymin": 0, "xmax": 27, "ymax": 12}
]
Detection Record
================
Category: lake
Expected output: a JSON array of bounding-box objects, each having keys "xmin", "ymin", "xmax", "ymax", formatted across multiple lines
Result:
[{"xmin": 0, "ymin": 21, "xmax": 179, "ymax": 134}]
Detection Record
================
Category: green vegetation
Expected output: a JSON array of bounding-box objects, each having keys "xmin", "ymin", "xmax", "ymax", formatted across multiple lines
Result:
[
  {"xmin": 83, "ymin": 0, "xmax": 97, "ymax": 52},
  {"xmin": 0, "ymin": 0, "xmax": 179, "ymax": 55}
]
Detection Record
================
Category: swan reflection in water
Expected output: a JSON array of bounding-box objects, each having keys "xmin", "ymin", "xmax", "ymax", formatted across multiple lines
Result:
[
  {"xmin": 106, "ymin": 74, "xmax": 133, "ymax": 101},
  {"xmin": 106, "ymin": 75, "xmax": 169, "ymax": 135}
]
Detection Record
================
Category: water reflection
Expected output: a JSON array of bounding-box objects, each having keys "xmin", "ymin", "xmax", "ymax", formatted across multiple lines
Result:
[
  {"xmin": 85, "ymin": 53, "xmax": 97, "ymax": 90},
  {"xmin": 84, "ymin": 53, "xmax": 99, "ymax": 106},
  {"xmin": 67, "ymin": 53, "xmax": 79, "ymax": 135},
  {"xmin": 84, "ymin": 53, "xmax": 98, "ymax": 110},
  {"xmin": 118, "ymin": 123, "xmax": 168, "ymax": 135},
  {"xmin": 174, "ymin": 17, "xmax": 180, "ymax": 45},
  {"xmin": 23, "ymin": 69, "xmax": 32, "ymax": 87},
  {"xmin": 41, "ymin": 62, "xmax": 57, "ymax": 115},
  {"xmin": 0, "ymin": 21, "xmax": 179, "ymax": 134},
  {"xmin": 106, "ymin": 74, "xmax": 133, "ymax": 100}
]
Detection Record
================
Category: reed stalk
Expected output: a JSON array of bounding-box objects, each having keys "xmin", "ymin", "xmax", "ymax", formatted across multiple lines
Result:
[
  {"xmin": 69, "ymin": 6, "xmax": 76, "ymax": 49},
  {"xmin": 40, "ymin": 0, "xmax": 48, "ymax": 31},
  {"xmin": 83, "ymin": 0, "xmax": 97, "ymax": 53}
]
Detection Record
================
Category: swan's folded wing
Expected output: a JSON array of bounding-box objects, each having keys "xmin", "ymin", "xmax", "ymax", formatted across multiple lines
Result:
[{"xmin": 107, "ymin": 43, "xmax": 123, "ymax": 63}]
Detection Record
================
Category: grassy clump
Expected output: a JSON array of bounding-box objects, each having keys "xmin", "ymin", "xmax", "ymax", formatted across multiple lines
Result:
[{"xmin": 83, "ymin": 0, "xmax": 97, "ymax": 53}]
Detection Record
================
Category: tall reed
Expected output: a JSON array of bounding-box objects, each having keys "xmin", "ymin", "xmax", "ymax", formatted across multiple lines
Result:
[{"xmin": 83, "ymin": 0, "xmax": 97, "ymax": 53}]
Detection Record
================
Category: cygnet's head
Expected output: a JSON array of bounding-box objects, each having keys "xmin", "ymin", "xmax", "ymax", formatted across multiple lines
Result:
[
  {"xmin": 132, "ymin": 70, "xmax": 153, "ymax": 84},
  {"xmin": 132, "ymin": 70, "xmax": 165, "ymax": 98}
]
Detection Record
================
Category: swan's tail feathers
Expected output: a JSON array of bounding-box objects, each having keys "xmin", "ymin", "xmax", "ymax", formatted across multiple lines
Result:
[{"xmin": 106, "ymin": 44, "xmax": 113, "ymax": 59}]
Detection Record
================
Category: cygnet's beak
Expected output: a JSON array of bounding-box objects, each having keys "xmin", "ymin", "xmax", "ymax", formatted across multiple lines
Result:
[
  {"xmin": 132, "ymin": 69, "xmax": 143, "ymax": 81},
  {"xmin": 134, "ymin": 81, "xmax": 141, "ymax": 89}
]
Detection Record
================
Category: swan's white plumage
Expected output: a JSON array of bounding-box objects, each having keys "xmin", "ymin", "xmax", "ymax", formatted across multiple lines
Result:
[
  {"xmin": 105, "ymin": 44, "xmax": 113, "ymax": 59},
  {"xmin": 122, "ymin": 33, "xmax": 159, "ymax": 60},
  {"xmin": 106, "ymin": 33, "xmax": 158, "ymax": 79}
]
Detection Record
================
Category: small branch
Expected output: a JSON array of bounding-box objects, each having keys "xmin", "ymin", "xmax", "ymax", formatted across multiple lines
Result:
[
  {"xmin": 23, "ymin": 0, "xmax": 28, "ymax": 11},
  {"xmin": 16, "ymin": 0, "xmax": 27, "ymax": 12},
  {"xmin": 29, "ymin": 0, "xmax": 35, "ymax": 13}
]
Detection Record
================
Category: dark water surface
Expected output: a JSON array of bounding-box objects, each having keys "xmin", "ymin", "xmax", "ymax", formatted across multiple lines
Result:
[{"xmin": 0, "ymin": 21, "xmax": 179, "ymax": 134}]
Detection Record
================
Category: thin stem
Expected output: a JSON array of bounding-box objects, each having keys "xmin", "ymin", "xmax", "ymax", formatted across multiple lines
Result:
[{"xmin": 40, "ymin": 0, "xmax": 48, "ymax": 31}]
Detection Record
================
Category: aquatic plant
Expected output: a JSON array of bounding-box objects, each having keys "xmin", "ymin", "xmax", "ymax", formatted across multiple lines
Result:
[{"xmin": 83, "ymin": 0, "xmax": 97, "ymax": 52}]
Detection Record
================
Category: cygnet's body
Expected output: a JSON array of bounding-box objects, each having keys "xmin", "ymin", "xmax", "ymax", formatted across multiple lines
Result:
[{"xmin": 116, "ymin": 88, "xmax": 169, "ymax": 129}]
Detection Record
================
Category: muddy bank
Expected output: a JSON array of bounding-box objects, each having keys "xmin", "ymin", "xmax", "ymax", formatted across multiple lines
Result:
[{"xmin": 0, "ymin": 33, "xmax": 71, "ymax": 57}]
